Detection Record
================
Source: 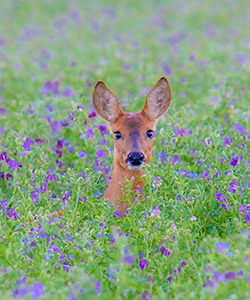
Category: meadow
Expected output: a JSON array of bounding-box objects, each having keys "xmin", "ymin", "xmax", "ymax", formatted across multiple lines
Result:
[{"xmin": 0, "ymin": 0, "xmax": 250, "ymax": 299}]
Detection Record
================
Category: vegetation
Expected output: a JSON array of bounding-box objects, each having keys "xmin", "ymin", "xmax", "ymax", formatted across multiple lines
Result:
[{"xmin": 0, "ymin": 0, "xmax": 250, "ymax": 299}]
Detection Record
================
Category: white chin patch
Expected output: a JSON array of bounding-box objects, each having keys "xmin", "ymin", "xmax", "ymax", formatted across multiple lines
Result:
[{"xmin": 128, "ymin": 165, "xmax": 143, "ymax": 171}]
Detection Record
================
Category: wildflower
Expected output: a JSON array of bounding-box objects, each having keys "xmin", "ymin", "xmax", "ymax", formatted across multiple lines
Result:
[
  {"xmin": 99, "ymin": 125, "xmax": 108, "ymax": 136},
  {"xmin": 94, "ymin": 281, "xmax": 101, "ymax": 294},
  {"xmin": 215, "ymin": 242, "xmax": 229, "ymax": 254},
  {"xmin": 244, "ymin": 214, "xmax": 250, "ymax": 221},
  {"xmin": 228, "ymin": 180, "xmax": 239, "ymax": 194},
  {"xmin": 237, "ymin": 270, "xmax": 244, "ymax": 277},
  {"xmin": 177, "ymin": 170, "xmax": 196, "ymax": 180},
  {"xmin": 238, "ymin": 205, "xmax": 250, "ymax": 214},
  {"xmin": 225, "ymin": 272, "xmax": 236, "ymax": 281},
  {"xmin": 141, "ymin": 291, "xmax": 152, "ymax": 300},
  {"xmin": 57, "ymin": 140, "xmax": 63, "ymax": 149},
  {"xmin": 152, "ymin": 176, "xmax": 162, "ymax": 187},
  {"xmin": 88, "ymin": 111, "xmax": 97, "ymax": 118},
  {"xmin": 223, "ymin": 136, "xmax": 233, "ymax": 147},
  {"xmin": 213, "ymin": 271, "xmax": 226, "ymax": 282},
  {"xmin": 181, "ymin": 261, "xmax": 187, "ymax": 267},
  {"xmin": 8, "ymin": 160, "xmax": 22, "ymax": 170},
  {"xmin": 230, "ymin": 157, "xmax": 239, "ymax": 167},
  {"xmin": 158, "ymin": 151, "xmax": 168, "ymax": 163},
  {"xmin": 235, "ymin": 122, "xmax": 247, "ymax": 135},
  {"xmin": 171, "ymin": 155, "xmax": 180, "ymax": 164},
  {"xmin": 151, "ymin": 208, "xmax": 161, "ymax": 218},
  {"xmin": 79, "ymin": 151, "xmax": 87, "ymax": 158},
  {"xmin": 160, "ymin": 247, "xmax": 171, "ymax": 256},
  {"xmin": 120, "ymin": 256, "xmax": 135, "ymax": 265},
  {"xmin": 60, "ymin": 193, "xmax": 71, "ymax": 201},
  {"xmin": 62, "ymin": 87, "xmax": 74, "ymax": 97},
  {"xmin": 190, "ymin": 215, "xmax": 197, "ymax": 221},
  {"xmin": 174, "ymin": 128, "xmax": 184, "ymax": 137},
  {"xmin": 161, "ymin": 62, "xmax": 172, "ymax": 75},
  {"xmin": 0, "ymin": 108, "xmax": 7, "ymax": 115},
  {"xmin": 167, "ymin": 276, "xmax": 172, "ymax": 282},
  {"xmin": 216, "ymin": 193, "xmax": 229, "ymax": 209},
  {"xmin": 96, "ymin": 149, "xmax": 106, "ymax": 158},
  {"xmin": 139, "ymin": 258, "xmax": 149, "ymax": 270},
  {"xmin": 86, "ymin": 128, "xmax": 94, "ymax": 140}
]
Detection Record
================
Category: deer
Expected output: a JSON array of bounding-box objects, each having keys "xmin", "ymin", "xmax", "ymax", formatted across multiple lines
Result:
[{"xmin": 93, "ymin": 77, "xmax": 171, "ymax": 216}]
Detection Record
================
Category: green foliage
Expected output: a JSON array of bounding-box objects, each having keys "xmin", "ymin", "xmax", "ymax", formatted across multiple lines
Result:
[{"xmin": 0, "ymin": 0, "xmax": 250, "ymax": 299}]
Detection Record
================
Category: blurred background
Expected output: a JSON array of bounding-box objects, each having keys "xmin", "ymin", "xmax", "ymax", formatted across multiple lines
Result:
[{"xmin": 0, "ymin": 0, "xmax": 249, "ymax": 115}]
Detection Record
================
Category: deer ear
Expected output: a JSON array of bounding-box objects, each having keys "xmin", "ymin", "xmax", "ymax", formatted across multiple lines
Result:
[
  {"xmin": 93, "ymin": 81, "xmax": 123, "ymax": 123},
  {"xmin": 142, "ymin": 77, "xmax": 171, "ymax": 121}
]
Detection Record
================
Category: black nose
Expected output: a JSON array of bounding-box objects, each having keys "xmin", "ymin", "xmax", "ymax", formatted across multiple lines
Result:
[{"xmin": 127, "ymin": 152, "xmax": 145, "ymax": 166}]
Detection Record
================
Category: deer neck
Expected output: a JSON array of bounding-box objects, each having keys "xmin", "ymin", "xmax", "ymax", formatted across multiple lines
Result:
[{"xmin": 104, "ymin": 162, "xmax": 144, "ymax": 208}]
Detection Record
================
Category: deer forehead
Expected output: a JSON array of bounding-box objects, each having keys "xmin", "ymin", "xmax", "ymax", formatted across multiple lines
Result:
[{"xmin": 114, "ymin": 113, "xmax": 148, "ymax": 131}]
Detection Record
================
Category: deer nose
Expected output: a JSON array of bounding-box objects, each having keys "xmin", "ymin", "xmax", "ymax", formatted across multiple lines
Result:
[{"xmin": 127, "ymin": 152, "xmax": 145, "ymax": 166}]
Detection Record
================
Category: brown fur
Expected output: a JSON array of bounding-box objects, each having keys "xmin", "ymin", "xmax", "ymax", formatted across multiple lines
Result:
[{"xmin": 93, "ymin": 77, "xmax": 171, "ymax": 216}]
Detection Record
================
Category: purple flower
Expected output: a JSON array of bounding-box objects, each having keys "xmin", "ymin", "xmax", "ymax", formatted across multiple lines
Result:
[
  {"xmin": 152, "ymin": 176, "xmax": 162, "ymax": 187},
  {"xmin": 171, "ymin": 155, "xmax": 180, "ymax": 164},
  {"xmin": 8, "ymin": 160, "xmax": 22, "ymax": 171},
  {"xmin": 235, "ymin": 122, "xmax": 247, "ymax": 135},
  {"xmin": 158, "ymin": 151, "xmax": 168, "ymax": 163},
  {"xmin": 121, "ymin": 255, "xmax": 135, "ymax": 265},
  {"xmin": 160, "ymin": 247, "xmax": 171, "ymax": 256},
  {"xmin": 31, "ymin": 282, "xmax": 44, "ymax": 300},
  {"xmin": 86, "ymin": 129, "xmax": 94, "ymax": 140},
  {"xmin": 213, "ymin": 271, "xmax": 226, "ymax": 282},
  {"xmin": 6, "ymin": 173, "xmax": 13, "ymax": 180},
  {"xmin": 96, "ymin": 149, "xmax": 106, "ymax": 158},
  {"xmin": 223, "ymin": 136, "xmax": 233, "ymax": 147},
  {"xmin": 0, "ymin": 108, "xmax": 7, "ymax": 115},
  {"xmin": 0, "ymin": 172, "xmax": 4, "ymax": 180},
  {"xmin": 141, "ymin": 291, "xmax": 152, "ymax": 300},
  {"xmin": 62, "ymin": 87, "xmax": 74, "ymax": 97},
  {"xmin": 228, "ymin": 180, "xmax": 239, "ymax": 194},
  {"xmin": 79, "ymin": 151, "xmax": 87, "ymax": 158},
  {"xmin": 216, "ymin": 193, "xmax": 229, "ymax": 209},
  {"xmin": 0, "ymin": 151, "xmax": 7, "ymax": 161},
  {"xmin": 57, "ymin": 140, "xmax": 63, "ymax": 149},
  {"xmin": 139, "ymin": 258, "xmax": 149, "ymax": 270},
  {"xmin": 124, "ymin": 64, "xmax": 132, "ymax": 71},
  {"xmin": 99, "ymin": 125, "xmax": 108, "ymax": 136},
  {"xmin": 61, "ymin": 193, "xmax": 71, "ymax": 201},
  {"xmin": 189, "ymin": 54, "xmax": 196, "ymax": 61},
  {"xmin": 181, "ymin": 261, "xmax": 187, "ymax": 267},
  {"xmin": 177, "ymin": 170, "xmax": 196, "ymax": 180},
  {"xmin": 174, "ymin": 128, "xmax": 184, "ymax": 137},
  {"xmin": 230, "ymin": 157, "xmax": 239, "ymax": 167},
  {"xmin": 244, "ymin": 214, "xmax": 250, "ymax": 221},
  {"xmin": 161, "ymin": 62, "xmax": 172, "ymax": 75},
  {"xmin": 239, "ymin": 205, "xmax": 250, "ymax": 214},
  {"xmin": 167, "ymin": 276, "xmax": 172, "ymax": 282},
  {"xmin": 215, "ymin": 242, "xmax": 229, "ymax": 254},
  {"xmin": 23, "ymin": 137, "xmax": 33, "ymax": 151},
  {"xmin": 94, "ymin": 281, "xmax": 101, "ymax": 294},
  {"xmin": 88, "ymin": 111, "xmax": 97, "ymax": 118},
  {"xmin": 56, "ymin": 149, "xmax": 62, "ymax": 158},
  {"xmin": 209, "ymin": 96, "xmax": 221, "ymax": 104},
  {"xmin": 225, "ymin": 272, "xmax": 236, "ymax": 281}
]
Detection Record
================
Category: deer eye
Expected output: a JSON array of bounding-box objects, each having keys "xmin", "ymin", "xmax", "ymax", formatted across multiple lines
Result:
[
  {"xmin": 114, "ymin": 131, "xmax": 122, "ymax": 140},
  {"xmin": 146, "ymin": 130, "xmax": 154, "ymax": 138}
]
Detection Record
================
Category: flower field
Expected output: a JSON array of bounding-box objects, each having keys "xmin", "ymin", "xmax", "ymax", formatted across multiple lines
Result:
[{"xmin": 0, "ymin": 0, "xmax": 250, "ymax": 299}]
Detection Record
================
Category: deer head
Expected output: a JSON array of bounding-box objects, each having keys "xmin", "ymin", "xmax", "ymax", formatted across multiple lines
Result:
[{"xmin": 93, "ymin": 77, "xmax": 171, "ymax": 215}]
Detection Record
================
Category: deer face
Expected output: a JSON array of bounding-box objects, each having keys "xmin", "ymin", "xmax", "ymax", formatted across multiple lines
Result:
[{"xmin": 93, "ymin": 77, "xmax": 171, "ymax": 171}]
